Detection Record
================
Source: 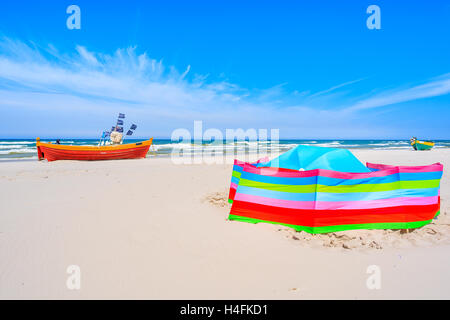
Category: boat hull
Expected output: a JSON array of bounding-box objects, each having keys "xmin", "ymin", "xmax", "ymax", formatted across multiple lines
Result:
[
  {"xmin": 36, "ymin": 138, "xmax": 153, "ymax": 161},
  {"xmin": 411, "ymin": 140, "xmax": 434, "ymax": 151}
]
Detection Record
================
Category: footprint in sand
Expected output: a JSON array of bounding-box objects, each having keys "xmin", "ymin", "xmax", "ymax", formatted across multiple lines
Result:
[{"xmin": 204, "ymin": 191, "xmax": 230, "ymax": 208}]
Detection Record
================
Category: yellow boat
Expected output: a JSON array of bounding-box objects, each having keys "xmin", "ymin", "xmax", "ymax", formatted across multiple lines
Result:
[{"xmin": 410, "ymin": 137, "xmax": 434, "ymax": 151}]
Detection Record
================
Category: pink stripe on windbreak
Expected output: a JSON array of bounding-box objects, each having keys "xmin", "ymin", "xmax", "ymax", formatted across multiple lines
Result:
[
  {"xmin": 256, "ymin": 157, "xmax": 270, "ymax": 163},
  {"xmin": 234, "ymin": 193, "xmax": 439, "ymax": 210},
  {"xmin": 230, "ymin": 182, "xmax": 238, "ymax": 190},
  {"xmin": 234, "ymin": 157, "xmax": 269, "ymax": 168},
  {"xmin": 233, "ymin": 159, "xmax": 245, "ymax": 167},
  {"xmin": 242, "ymin": 162, "xmax": 443, "ymax": 179},
  {"xmin": 367, "ymin": 162, "xmax": 443, "ymax": 173}
]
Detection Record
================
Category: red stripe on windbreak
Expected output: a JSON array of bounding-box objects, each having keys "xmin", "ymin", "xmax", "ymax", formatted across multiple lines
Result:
[
  {"xmin": 230, "ymin": 201, "xmax": 440, "ymax": 227},
  {"xmin": 228, "ymin": 188, "xmax": 237, "ymax": 201}
]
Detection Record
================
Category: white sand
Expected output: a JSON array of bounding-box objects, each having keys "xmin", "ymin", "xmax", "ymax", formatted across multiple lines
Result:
[{"xmin": 0, "ymin": 149, "xmax": 449, "ymax": 299}]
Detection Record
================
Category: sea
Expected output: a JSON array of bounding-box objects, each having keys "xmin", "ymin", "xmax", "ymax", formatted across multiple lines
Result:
[{"xmin": 1, "ymin": 139, "xmax": 450, "ymax": 161}]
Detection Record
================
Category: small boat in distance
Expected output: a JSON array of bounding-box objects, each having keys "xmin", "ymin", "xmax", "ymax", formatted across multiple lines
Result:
[
  {"xmin": 36, "ymin": 138, "xmax": 153, "ymax": 161},
  {"xmin": 410, "ymin": 137, "xmax": 435, "ymax": 151}
]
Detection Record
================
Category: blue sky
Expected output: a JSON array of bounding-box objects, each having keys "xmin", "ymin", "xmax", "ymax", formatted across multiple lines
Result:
[{"xmin": 0, "ymin": 0, "xmax": 449, "ymax": 139}]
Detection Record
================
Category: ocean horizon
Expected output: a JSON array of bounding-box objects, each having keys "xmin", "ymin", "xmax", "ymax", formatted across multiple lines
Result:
[{"xmin": 2, "ymin": 138, "xmax": 450, "ymax": 160}]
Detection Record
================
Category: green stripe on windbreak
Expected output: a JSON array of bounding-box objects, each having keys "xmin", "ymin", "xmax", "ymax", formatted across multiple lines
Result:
[
  {"xmin": 228, "ymin": 214, "xmax": 437, "ymax": 234},
  {"xmin": 232, "ymin": 171, "xmax": 241, "ymax": 179},
  {"xmin": 238, "ymin": 178, "xmax": 440, "ymax": 194},
  {"xmin": 228, "ymin": 199, "xmax": 233, "ymax": 204},
  {"xmin": 319, "ymin": 180, "xmax": 439, "ymax": 193}
]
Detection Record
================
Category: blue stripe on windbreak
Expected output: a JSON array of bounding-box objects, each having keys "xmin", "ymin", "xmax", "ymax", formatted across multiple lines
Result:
[
  {"xmin": 236, "ymin": 185, "xmax": 440, "ymax": 202},
  {"xmin": 231, "ymin": 176, "xmax": 239, "ymax": 185},
  {"xmin": 240, "ymin": 171, "xmax": 442, "ymax": 186},
  {"xmin": 398, "ymin": 171, "xmax": 443, "ymax": 181},
  {"xmin": 233, "ymin": 165, "xmax": 243, "ymax": 173},
  {"xmin": 240, "ymin": 171, "xmax": 317, "ymax": 185},
  {"xmin": 315, "ymin": 188, "xmax": 440, "ymax": 202},
  {"xmin": 236, "ymin": 185, "xmax": 316, "ymax": 201}
]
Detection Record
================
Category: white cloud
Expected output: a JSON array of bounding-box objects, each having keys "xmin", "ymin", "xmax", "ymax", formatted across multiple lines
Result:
[
  {"xmin": 0, "ymin": 38, "xmax": 449, "ymax": 138},
  {"xmin": 75, "ymin": 45, "xmax": 99, "ymax": 66},
  {"xmin": 345, "ymin": 74, "xmax": 450, "ymax": 112},
  {"xmin": 308, "ymin": 78, "xmax": 366, "ymax": 98},
  {"xmin": 179, "ymin": 64, "xmax": 191, "ymax": 80}
]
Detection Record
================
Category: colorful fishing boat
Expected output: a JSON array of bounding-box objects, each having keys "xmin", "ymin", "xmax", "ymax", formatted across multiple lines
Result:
[
  {"xmin": 36, "ymin": 138, "xmax": 153, "ymax": 161},
  {"xmin": 410, "ymin": 137, "xmax": 434, "ymax": 151},
  {"xmin": 36, "ymin": 112, "xmax": 153, "ymax": 161}
]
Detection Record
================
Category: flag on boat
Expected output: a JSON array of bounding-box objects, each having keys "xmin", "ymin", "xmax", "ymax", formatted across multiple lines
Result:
[
  {"xmin": 116, "ymin": 126, "xmax": 123, "ymax": 133},
  {"xmin": 228, "ymin": 145, "xmax": 443, "ymax": 234},
  {"xmin": 118, "ymin": 113, "xmax": 125, "ymax": 119},
  {"xmin": 117, "ymin": 119, "xmax": 124, "ymax": 125},
  {"xmin": 126, "ymin": 130, "xmax": 133, "ymax": 136},
  {"xmin": 130, "ymin": 124, "xmax": 137, "ymax": 130}
]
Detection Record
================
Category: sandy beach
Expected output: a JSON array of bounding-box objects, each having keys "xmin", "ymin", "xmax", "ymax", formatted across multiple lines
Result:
[{"xmin": 0, "ymin": 148, "xmax": 449, "ymax": 299}]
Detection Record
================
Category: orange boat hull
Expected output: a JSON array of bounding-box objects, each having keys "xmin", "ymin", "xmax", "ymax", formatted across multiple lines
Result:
[{"xmin": 36, "ymin": 138, "xmax": 153, "ymax": 161}]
